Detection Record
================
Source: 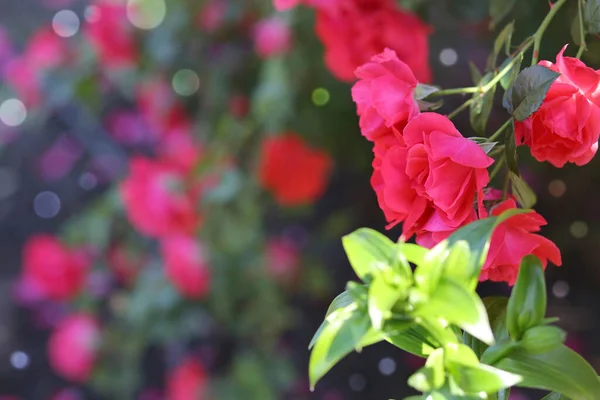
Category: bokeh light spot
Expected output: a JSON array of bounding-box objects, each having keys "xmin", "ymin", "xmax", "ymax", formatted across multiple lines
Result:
[
  {"xmin": 10, "ymin": 351, "xmax": 29, "ymax": 370},
  {"xmin": 172, "ymin": 69, "xmax": 200, "ymax": 96},
  {"xmin": 349, "ymin": 373, "xmax": 366, "ymax": 391},
  {"xmin": 312, "ymin": 88, "xmax": 330, "ymax": 106},
  {"xmin": 79, "ymin": 172, "xmax": 98, "ymax": 190},
  {"xmin": 440, "ymin": 48, "xmax": 458, "ymax": 66},
  {"xmin": 570, "ymin": 220, "xmax": 588, "ymax": 239},
  {"xmin": 52, "ymin": 10, "xmax": 80, "ymax": 38},
  {"xmin": 378, "ymin": 357, "xmax": 396, "ymax": 376},
  {"xmin": 552, "ymin": 280, "xmax": 570, "ymax": 299},
  {"xmin": 0, "ymin": 99, "xmax": 27, "ymax": 127},
  {"xmin": 34, "ymin": 191, "xmax": 61, "ymax": 219},
  {"xmin": 127, "ymin": 0, "xmax": 167, "ymax": 30},
  {"xmin": 548, "ymin": 179, "xmax": 566, "ymax": 198}
]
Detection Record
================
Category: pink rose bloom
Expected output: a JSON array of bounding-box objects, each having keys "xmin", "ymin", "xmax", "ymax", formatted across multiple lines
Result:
[
  {"xmin": 22, "ymin": 235, "xmax": 89, "ymax": 301},
  {"xmin": 161, "ymin": 236, "xmax": 211, "ymax": 299},
  {"xmin": 197, "ymin": 0, "xmax": 227, "ymax": 32},
  {"xmin": 84, "ymin": 2, "xmax": 137, "ymax": 68},
  {"xmin": 515, "ymin": 45, "xmax": 600, "ymax": 167},
  {"xmin": 315, "ymin": 0, "xmax": 431, "ymax": 83},
  {"xmin": 273, "ymin": 0, "xmax": 302, "ymax": 10},
  {"xmin": 376, "ymin": 113, "xmax": 493, "ymax": 239},
  {"xmin": 166, "ymin": 359, "xmax": 208, "ymax": 400},
  {"xmin": 352, "ymin": 48, "xmax": 420, "ymax": 141},
  {"xmin": 266, "ymin": 237, "xmax": 300, "ymax": 283},
  {"xmin": 48, "ymin": 314, "xmax": 100, "ymax": 382},
  {"xmin": 253, "ymin": 17, "xmax": 292, "ymax": 58},
  {"xmin": 120, "ymin": 157, "xmax": 203, "ymax": 239},
  {"xmin": 481, "ymin": 199, "xmax": 562, "ymax": 285}
]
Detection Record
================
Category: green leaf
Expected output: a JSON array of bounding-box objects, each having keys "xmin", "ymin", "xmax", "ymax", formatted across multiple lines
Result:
[
  {"xmin": 441, "ymin": 240, "xmax": 473, "ymax": 289},
  {"xmin": 469, "ymin": 61, "xmax": 482, "ymax": 84},
  {"xmin": 385, "ymin": 324, "xmax": 438, "ymax": 357},
  {"xmin": 414, "ymin": 241, "xmax": 449, "ymax": 294},
  {"xmin": 415, "ymin": 83, "xmax": 441, "ymax": 100},
  {"xmin": 448, "ymin": 362, "xmax": 522, "ymax": 394},
  {"xmin": 418, "ymin": 99, "xmax": 444, "ymax": 112},
  {"xmin": 496, "ymin": 345, "xmax": 600, "ymax": 400},
  {"xmin": 541, "ymin": 392, "xmax": 571, "ymax": 400},
  {"xmin": 490, "ymin": 0, "xmax": 517, "ymax": 29},
  {"xmin": 507, "ymin": 255, "xmax": 547, "ymax": 340},
  {"xmin": 585, "ymin": 0, "xmax": 600, "ymax": 34},
  {"xmin": 408, "ymin": 366, "xmax": 438, "ymax": 392},
  {"xmin": 509, "ymin": 172, "xmax": 537, "ymax": 208},
  {"xmin": 444, "ymin": 343, "xmax": 480, "ymax": 367},
  {"xmin": 400, "ymin": 242, "xmax": 428, "ymax": 266},
  {"xmin": 414, "ymin": 277, "xmax": 495, "ymax": 345},
  {"xmin": 504, "ymin": 121, "xmax": 519, "ymax": 175},
  {"xmin": 484, "ymin": 296, "xmax": 510, "ymax": 341},
  {"xmin": 342, "ymin": 228, "xmax": 395, "ymax": 281},
  {"xmin": 309, "ymin": 306, "xmax": 371, "ymax": 389},
  {"xmin": 470, "ymin": 72, "xmax": 497, "ymax": 135},
  {"xmin": 309, "ymin": 290, "xmax": 358, "ymax": 349},
  {"xmin": 426, "ymin": 348, "xmax": 446, "ymax": 389},
  {"xmin": 368, "ymin": 275, "xmax": 404, "ymax": 330},
  {"xmin": 500, "ymin": 54, "xmax": 523, "ymax": 90},
  {"xmin": 443, "ymin": 208, "xmax": 529, "ymax": 284},
  {"xmin": 504, "ymin": 66, "xmax": 561, "ymax": 121},
  {"xmin": 489, "ymin": 21, "xmax": 515, "ymax": 69}
]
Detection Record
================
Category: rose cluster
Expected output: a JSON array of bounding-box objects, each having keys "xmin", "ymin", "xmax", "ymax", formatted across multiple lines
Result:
[
  {"xmin": 353, "ymin": 48, "xmax": 568, "ymax": 284},
  {"xmin": 273, "ymin": 0, "xmax": 431, "ymax": 82}
]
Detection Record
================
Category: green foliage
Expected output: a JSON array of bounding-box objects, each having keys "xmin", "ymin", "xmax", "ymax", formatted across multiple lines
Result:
[
  {"xmin": 503, "ymin": 66, "xmax": 561, "ymax": 121},
  {"xmin": 507, "ymin": 256, "xmax": 547, "ymax": 340},
  {"xmin": 469, "ymin": 72, "xmax": 496, "ymax": 135},
  {"xmin": 584, "ymin": 0, "xmax": 600, "ymax": 33},
  {"xmin": 489, "ymin": 0, "xmax": 517, "ymax": 29},
  {"xmin": 509, "ymin": 172, "xmax": 537, "ymax": 208}
]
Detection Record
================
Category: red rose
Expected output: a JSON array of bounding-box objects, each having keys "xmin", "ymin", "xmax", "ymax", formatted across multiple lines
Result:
[
  {"xmin": 22, "ymin": 235, "xmax": 89, "ymax": 301},
  {"xmin": 253, "ymin": 17, "xmax": 292, "ymax": 58},
  {"xmin": 352, "ymin": 48, "xmax": 420, "ymax": 141},
  {"xmin": 515, "ymin": 46, "xmax": 600, "ymax": 167},
  {"xmin": 120, "ymin": 157, "xmax": 202, "ymax": 239},
  {"xmin": 258, "ymin": 133, "xmax": 332, "ymax": 206},
  {"xmin": 48, "ymin": 314, "xmax": 100, "ymax": 382},
  {"xmin": 166, "ymin": 359, "xmax": 208, "ymax": 400},
  {"xmin": 375, "ymin": 113, "xmax": 492, "ymax": 238},
  {"xmin": 480, "ymin": 199, "xmax": 562, "ymax": 285},
  {"xmin": 84, "ymin": 2, "xmax": 137, "ymax": 68},
  {"xmin": 161, "ymin": 236, "xmax": 211, "ymax": 299},
  {"xmin": 315, "ymin": 0, "xmax": 431, "ymax": 83}
]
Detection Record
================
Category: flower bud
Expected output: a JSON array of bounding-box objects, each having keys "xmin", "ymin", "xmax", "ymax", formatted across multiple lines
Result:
[
  {"xmin": 507, "ymin": 255, "xmax": 547, "ymax": 340},
  {"xmin": 520, "ymin": 326, "xmax": 566, "ymax": 354}
]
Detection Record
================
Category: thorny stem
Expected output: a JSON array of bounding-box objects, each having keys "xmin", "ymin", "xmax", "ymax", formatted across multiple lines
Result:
[
  {"xmin": 489, "ymin": 119, "xmax": 512, "ymax": 142},
  {"xmin": 577, "ymin": 0, "xmax": 587, "ymax": 59},
  {"xmin": 531, "ymin": 0, "xmax": 569, "ymax": 65},
  {"xmin": 447, "ymin": 98, "xmax": 475, "ymax": 119}
]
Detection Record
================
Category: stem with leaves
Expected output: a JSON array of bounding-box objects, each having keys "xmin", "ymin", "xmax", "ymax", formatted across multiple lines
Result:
[{"xmin": 531, "ymin": 0, "xmax": 569, "ymax": 65}]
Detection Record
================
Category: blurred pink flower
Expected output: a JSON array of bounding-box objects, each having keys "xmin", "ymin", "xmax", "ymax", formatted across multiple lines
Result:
[
  {"xmin": 48, "ymin": 314, "xmax": 100, "ymax": 382},
  {"xmin": 197, "ymin": 0, "xmax": 227, "ymax": 33},
  {"xmin": 266, "ymin": 237, "xmax": 300, "ymax": 283},
  {"xmin": 166, "ymin": 359, "xmax": 208, "ymax": 400},
  {"xmin": 161, "ymin": 235, "xmax": 211, "ymax": 299},
  {"xmin": 253, "ymin": 17, "xmax": 292, "ymax": 58},
  {"xmin": 105, "ymin": 111, "xmax": 154, "ymax": 146}
]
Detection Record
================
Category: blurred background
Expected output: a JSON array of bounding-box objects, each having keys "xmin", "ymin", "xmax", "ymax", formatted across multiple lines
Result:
[{"xmin": 0, "ymin": 0, "xmax": 598, "ymax": 399}]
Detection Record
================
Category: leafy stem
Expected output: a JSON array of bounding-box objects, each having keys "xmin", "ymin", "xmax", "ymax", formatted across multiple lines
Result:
[
  {"xmin": 531, "ymin": 0, "xmax": 569, "ymax": 65},
  {"xmin": 577, "ymin": 0, "xmax": 587, "ymax": 59},
  {"xmin": 447, "ymin": 98, "xmax": 475, "ymax": 119}
]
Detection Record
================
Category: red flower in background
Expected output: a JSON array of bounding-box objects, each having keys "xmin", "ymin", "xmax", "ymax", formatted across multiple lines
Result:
[
  {"xmin": 258, "ymin": 133, "xmax": 332, "ymax": 206},
  {"xmin": 315, "ymin": 0, "xmax": 431, "ymax": 83},
  {"xmin": 107, "ymin": 244, "xmax": 146, "ymax": 286},
  {"xmin": 481, "ymin": 199, "xmax": 562, "ymax": 285},
  {"xmin": 48, "ymin": 314, "xmax": 100, "ymax": 382},
  {"xmin": 515, "ymin": 46, "xmax": 600, "ymax": 167},
  {"xmin": 161, "ymin": 236, "xmax": 211, "ymax": 299},
  {"xmin": 84, "ymin": 1, "xmax": 137, "ymax": 68},
  {"xmin": 352, "ymin": 48, "xmax": 420, "ymax": 141},
  {"xmin": 166, "ymin": 359, "xmax": 208, "ymax": 400},
  {"xmin": 253, "ymin": 17, "xmax": 292, "ymax": 58},
  {"xmin": 120, "ymin": 157, "xmax": 203, "ymax": 239},
  {"xmin": 22, "ymin": 235, "xmax": 89, "ymax": 301},
  {"xmin": 197, "ymin": 0, "xmax": 227, "ymax": 33}
]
